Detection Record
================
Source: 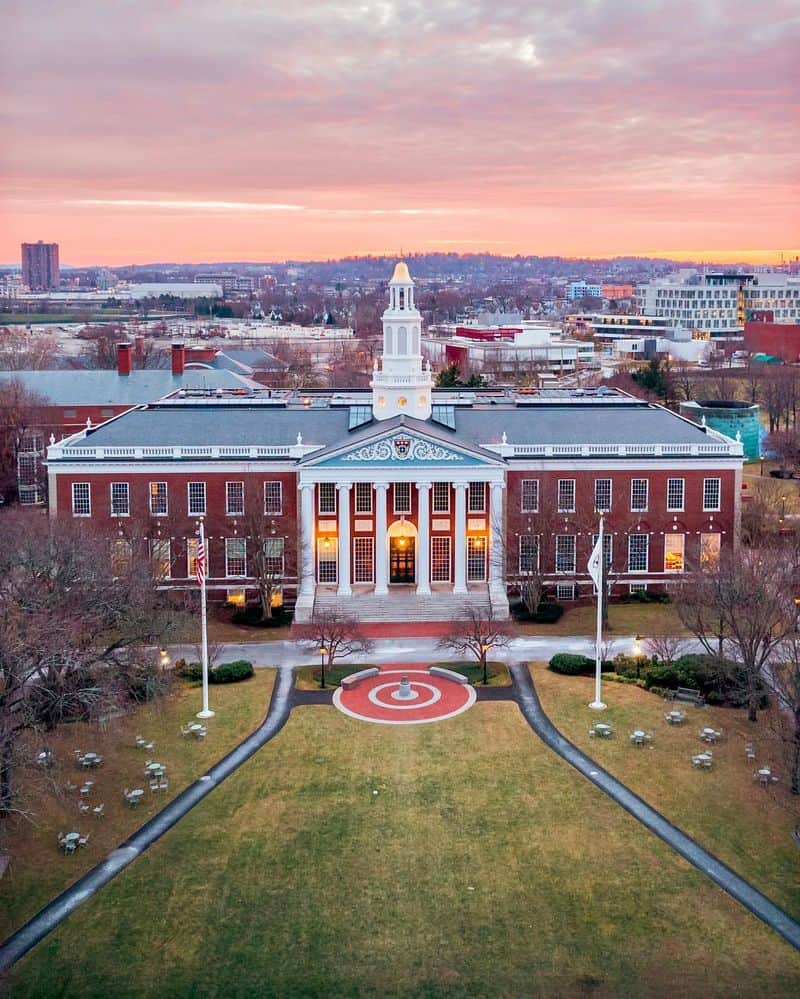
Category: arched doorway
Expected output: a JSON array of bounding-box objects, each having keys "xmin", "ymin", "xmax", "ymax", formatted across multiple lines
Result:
[{"xmin": 387, "ymin": 519, "xmax": 417, "ymax": 584}]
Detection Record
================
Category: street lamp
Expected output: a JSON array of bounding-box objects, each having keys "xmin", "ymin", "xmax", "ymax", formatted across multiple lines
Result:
[
  {"xmin": 633, "ymin": 634, "xmax": 643, "ymax": 678},
  {"xmin": 480, "ymin": 642, "xmax": 491, "ymax": 686},
  {"xmin": 760, "ymin": 454, "xmax": 765, "ymax": 477},
  {"xmin": 319, "ymin": 646, "xmax": 328, "ymax": 689},
  {"xmin": 781, "ymin": 495, "xmax": 787, "ymax": 525}
]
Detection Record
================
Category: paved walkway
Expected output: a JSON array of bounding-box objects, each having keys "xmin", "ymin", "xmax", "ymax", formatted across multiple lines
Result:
[
  {"xmin": 0, "ymin": 670, "xmax": 295, "ymax": 974},
  {"xmin": 509, "ymin": 662, "xmax": 800, "ymax": 954}
]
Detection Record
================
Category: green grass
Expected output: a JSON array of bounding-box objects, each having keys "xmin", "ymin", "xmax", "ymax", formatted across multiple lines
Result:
[
  {"xmin": 532, "ymin": 662, "xmax": 800, "ymax": 919},
  {"xmin": 294, "ymin": 663, "xmax": 375, "ymax": 689},
  {"xmin": 7, "ymin": 691, "xmax": 800, "ymax": 996},
  {"xmin": 295, "ymin": 662, "xmax": 511, "ymax": 690},
  {"xmin": 0, "ymin": 672, "xmax": 274, "ymax": 940},
  {"xmin": 516, "ymin": 599, "xmax": 688, "ymax": 637}
]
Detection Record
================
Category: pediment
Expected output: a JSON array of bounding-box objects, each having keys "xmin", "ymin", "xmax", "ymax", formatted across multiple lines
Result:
[{"xmin": 299, "ymin": 419, "xmax": 504, "ymax": 469}]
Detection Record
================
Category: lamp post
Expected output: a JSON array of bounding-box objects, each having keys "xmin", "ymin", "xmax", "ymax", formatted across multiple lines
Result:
[
  {"xmin": 633, "ymin": 634, "xmax": 643, "ymax": 678},
  {"xmin": 781, "ymin": 495, "xmax": 786, "ymax": 525},
  {"xmin": 319, "ymin": 646, "xmax": 328, "ymax": 689},
  {"xmin": 760, "ymin": 454, "xmax": 765, "ymax": 477},
  {"xmin": 480, "ymin": 642, "xmax": 490, "ymax": 686}
]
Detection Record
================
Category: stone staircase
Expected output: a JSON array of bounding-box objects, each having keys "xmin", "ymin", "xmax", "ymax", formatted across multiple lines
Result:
[{"xmin": 307, "ymin": 586, "xmax": 507, "ymax": 623}]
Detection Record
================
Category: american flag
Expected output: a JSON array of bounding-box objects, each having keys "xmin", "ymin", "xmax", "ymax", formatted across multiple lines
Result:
[{"xmin": 196, "ymin": 523, "xmax": 206, "ymax": 588}]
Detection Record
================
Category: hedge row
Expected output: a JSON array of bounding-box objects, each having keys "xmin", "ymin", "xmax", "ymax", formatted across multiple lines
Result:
[{"xmin": 175, "ymin": 659, "xmax": 254, "ymax": 684}]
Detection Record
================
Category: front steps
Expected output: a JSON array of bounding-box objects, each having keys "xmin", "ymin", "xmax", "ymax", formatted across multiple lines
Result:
[{"xmin": 295, "ymin": 585, "xmax": 509, "ymax": 623}]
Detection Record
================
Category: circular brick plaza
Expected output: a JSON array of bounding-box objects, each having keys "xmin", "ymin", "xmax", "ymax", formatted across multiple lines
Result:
[{"xmin": 332, "ymin": 667, "xmax": 476, "ymax": 725}]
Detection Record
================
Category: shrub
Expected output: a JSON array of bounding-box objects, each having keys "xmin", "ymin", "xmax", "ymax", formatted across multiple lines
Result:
[
  {"xmin": 705, "ymin": 690, "xmax": 724, "ymax": 705},
  {"xmin": 176, "ymin": 660, "xmax": 202, "ymax": 681},
  {"xmin": 549, "ymin": 653, "xmax": 594, "ymax": 675},
  {"xmin": 211, "ymin": 659, "xmax": 254, "ymax": 684},
  {"xmin": 530, "ymin": 601, "xmax": 564, "ymax": 623},
  {"xmin": 232, "ymin": 606, "xmax": 292, "ymax": 628},
  {"xmin": 648, "ymin": 685, "xmax": 666, "ymax": 698},
  {"xmin": 602, "ymin": 672, "xmax": 647, "ymax": 688}
]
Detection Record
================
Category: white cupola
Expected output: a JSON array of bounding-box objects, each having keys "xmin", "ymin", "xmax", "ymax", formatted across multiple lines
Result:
[{"xmin": 371, "ymin": 260, "xmax": 432, "ymax": 421}]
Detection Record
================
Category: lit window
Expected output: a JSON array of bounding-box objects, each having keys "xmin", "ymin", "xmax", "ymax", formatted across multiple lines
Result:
[
  {"xmin": 664, "ymin": 534, "xmax": 685, "ymax": 573},
  {"xmin": 317, "ymin": 537, "xmax": 338, "ymax": 583},
  {"xmin": 72, "ymin": 482, "xmax": 91, "ymax": 517},
  {"xmin": 150, "ymin": 539, "xmax": 171, "ymax": 579},
  {"xmin": 187, "ymin": 538, "xmax": 200, "ymax": 579},
  {"xmin": 521, "ymin": 479, "xmax": 539, "ymax": 513},
  {"xmin": 467, "ymin": 536, "xmax": 486, "ymax": 580},
  {"xmin": 110, "ymin": 482, "xmax": 129, "ymax": 517},
  {"xmin": 149, "ymin": 482, "xmax": 168, "ymax": 516},
  {"xmin": 557, "ymin": 479, "xmax": 575, "ymax": 513},
  {"xmin": 263, "ymin": 481, "xmax": 283, "ymax": 515},
  {"xmin": 631, "ymin": 479, "xmax": 648, "ymax": 512},
  {"xmin": 225, "ymin": 538, "xmax": 247, "ymax": 577},
  {"xmin": 700, "ymin": 533, "xmax": 721, "ymax": 568},
  {"xmin": 226, "ymin": 481, "xmax": 245, "ymax": 516},
  {"xmin": 188, "ymin": 482, "xmax": 206, "ymax": 516},
  {"xmin": 703, "ymin": 478, "xmax": 721, "ymax": 512},
  {"xmin": 111, "ymin": 538, "xmax": 132, "ymax": 575},
  {"xmin": 667, "ymin": 478, "xmax": 684, "ymax": 512}
]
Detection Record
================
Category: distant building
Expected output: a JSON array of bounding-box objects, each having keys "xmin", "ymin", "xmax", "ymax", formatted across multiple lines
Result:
[
  {"xmin": 95, "ymin": 268, "xmax": 116, "ymax": 291},
  {"xmin": 743, "ymin": 320, "xmax": 800, "ymax": 363},
  {"xmin": 21, "ymin": 241, "xmax": 59, "ymax": 291},
  {"xmin": 194, "ymin": 273, "xmax": 255, "ymax": 295},
  {"xmin": 566, "ymin": 281, "xmax": 602, "ymax": 301},
  {"xmin": 600, "ymin": 284, "xmax": 634, "ymax": 300},
  {"xmin": 126, "ymin": 282, "xmax": 223, "ymax": 300},
  {"xmin": 636, "ymin": 271, "xmax": 800, "ymax": 339}
]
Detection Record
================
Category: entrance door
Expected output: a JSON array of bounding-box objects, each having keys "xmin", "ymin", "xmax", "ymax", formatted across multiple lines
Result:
[{"xmin": 389, "ymin": 537, "xmax": 416, "ymax": 583}]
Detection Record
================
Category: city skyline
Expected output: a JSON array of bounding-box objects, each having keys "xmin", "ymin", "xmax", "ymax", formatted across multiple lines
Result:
[{"xmin": 1, "ymin": 1, "xmax": 798, "ymax": 266}]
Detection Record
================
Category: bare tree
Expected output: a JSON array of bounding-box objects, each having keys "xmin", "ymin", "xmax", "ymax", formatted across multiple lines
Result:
[
  {"xmin": 304, "ymin": 608, "xmax": 374, "ymax": 688},
  {"xmin": 764, "ymin": 636, "xmax": 800, "ymax": 795},
  {"xmin": 644, "ymin": 634, "xmax": 688, "ymax": 669},
  {"xmin": 0, "ymin": 379, "xmax": 48, "ymax": 504},
  {"xmin": 436, "ymin": 603, "xmax": 515, "ymax": 685},
  {"xmin": 0, "ymin": 328, "xmax": 58, "ymax": 370},
  {"xmin": 238, "ymin": 483, "xmax": 297, "ymax": 622}
]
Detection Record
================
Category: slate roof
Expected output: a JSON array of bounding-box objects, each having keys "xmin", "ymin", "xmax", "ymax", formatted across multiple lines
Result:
[
  {"xmin": 0, "ymin": 369, "xmax": 260, "ymax": 406},
  {"xmin": 52, "ymin": 395, "xmax": 731, "ymax": 456}
]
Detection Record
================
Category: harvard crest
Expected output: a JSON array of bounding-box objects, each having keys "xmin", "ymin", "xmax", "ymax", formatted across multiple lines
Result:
[{"xmin": 393, "ymin": 437, "xmax": 411, "ymax": 459}]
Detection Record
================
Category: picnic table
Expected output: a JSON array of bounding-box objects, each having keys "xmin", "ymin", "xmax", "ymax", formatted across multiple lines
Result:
[
  {"xmin": 182, "ymin": 723, "xmax": 208, "ymax": 739},
  {"xmin": 78, "ymin": 752, "xmax": 103, "ymax": 768},
  {"xmin": 630, "ymin": 729, "xmax": 653, "ymax": 746},
  {"xmin": 58, "ymin": 831, "xmax": 81, "ymax": 853},
  {"xmin": 144, "ymin": 762, "xmax": 166, "ymax": 778},
  {"xmin": 692, "ymin": 752, "xmax": 713, "ymax": 769},
  {"xmin": 36, "ymin": 751, "xmax": 54, "ymax": 769},
  {"xmin": 699, "ymin": 727, "xmax": 722, "ymax": 744},
  {"xmin": 755, "ymin": 768, "xmax": 777, "ymax": 786},
  {"xmin": 124, "ymin": 788, "xmax": 144, "ymax": 805},
  {"xmin": 664, "ymin": 710, "xmax": 686, "ymax": 725},
  {"xmin": 590, "ymin": 723, "xmax": 613, "ymax": 739}
]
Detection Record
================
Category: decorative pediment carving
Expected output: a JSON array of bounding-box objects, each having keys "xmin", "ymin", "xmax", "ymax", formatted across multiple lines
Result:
[{"xmin": 342, "ymin": 436, "xmax": 464, "ymax": 463}]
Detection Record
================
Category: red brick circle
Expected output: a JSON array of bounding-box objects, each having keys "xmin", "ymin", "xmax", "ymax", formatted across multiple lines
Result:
[{"xmin": 333, "ymin": 665, "xmax": 476, "ymax": 725}]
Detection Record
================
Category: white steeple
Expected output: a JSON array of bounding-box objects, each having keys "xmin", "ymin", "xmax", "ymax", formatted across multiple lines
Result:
[{"xmin": 371, "ymin": 260, "xmax": 432, "ymax": 421}]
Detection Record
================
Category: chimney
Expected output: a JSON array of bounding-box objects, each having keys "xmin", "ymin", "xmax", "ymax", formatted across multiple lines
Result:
[
  {"xmin": 171, "ymin": 342, "xmax": 185, "ymax": 376},
  {"xmin": 117, "ymin": 342, "xmax": 132, "ymax": 376}
]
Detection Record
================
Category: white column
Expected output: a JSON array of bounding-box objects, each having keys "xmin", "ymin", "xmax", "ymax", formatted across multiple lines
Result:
[
  {"xmin": 337, "ymin": 482, "xmax": 352, "ymax": 596},
  {"xmin": 299, "ymin": 483, "xmax": 315, "ymax": 597},
  {"xmin": 374, "ymin": 483, "xmax": 389, "ymax": 595},
  {"xmin": 453, "ymin": 482, "xmax": 468, "ymax": 594},
  {"xmin": 489, "ymin": 481, "xmax": 505, "ymax": 590},
  {"xmin": 416, "ymin": 482, "xmax": 431, "ymax": 595}
]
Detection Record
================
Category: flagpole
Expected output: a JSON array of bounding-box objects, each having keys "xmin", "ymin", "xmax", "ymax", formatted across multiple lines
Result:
[
  {"xmin": 589, "ymin": 514, "xmax": 607, "ymax": 710},
  {"xmin": 197, "ymin": 519, "xmax": 214, "ymax": 719}
]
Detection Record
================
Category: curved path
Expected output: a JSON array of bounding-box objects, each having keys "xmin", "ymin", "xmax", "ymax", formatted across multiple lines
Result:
[
  {"xmin": 0, "ymin": 669, "xmax": 295, "ymax": 974},
  {"xmin": 510, "ymin": 662, "xmax": 800, "ymax": 953}
]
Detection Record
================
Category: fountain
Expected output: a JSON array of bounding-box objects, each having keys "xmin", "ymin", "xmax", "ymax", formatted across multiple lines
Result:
[{"xmin": 391, "ymin": 675, "xmax": 418, "ymax": 701}]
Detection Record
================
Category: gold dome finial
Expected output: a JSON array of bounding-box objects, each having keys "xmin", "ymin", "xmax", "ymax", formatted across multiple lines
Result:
[{"xmin": 390, "ymin": 260, "xmax": 412, "ymax": 284}]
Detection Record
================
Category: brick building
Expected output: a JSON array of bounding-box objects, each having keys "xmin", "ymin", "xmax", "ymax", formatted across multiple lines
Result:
[{"xmin": 44, "ymin": 263, "xmax": 743, "ymax": 622}]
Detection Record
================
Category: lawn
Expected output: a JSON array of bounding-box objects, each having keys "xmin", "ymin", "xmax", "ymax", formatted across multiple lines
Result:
[
  {"xmin": 531, "ymin": 662, "xmax": 800, "ymax": 920},
  {"xmin": 516, "ymin": 599, "xmax": 688, "ymax": 638},
  {"xmin": 294, "ymin": 661, "xmax": 511, "ymax": 690},
  {"xmin": 7, "ymin": 691, "xmax": 800, "ymax": 996},
  {"xmin": 0, "ymin": 671, "xmax": 274, "ymax": 941}
]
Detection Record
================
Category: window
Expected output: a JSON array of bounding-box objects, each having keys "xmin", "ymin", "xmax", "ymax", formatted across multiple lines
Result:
[
  {"xmin": 556, "ymin": 583, "xmax": 575, "ymax": 601},
  {"xmin": 631, "ymin": 478, "xmax": 648, "ymax": 512},
  {"xmin": 150, "ymin": 539, "xmax": 171, "ymax": 579},
  {"xmin": 318, "ymin": 482, "xmax": 336, "ymax": 515},
  {"xmin": 667, "ymin": 478, "xmax": 685, "ymax": 511},
  {"xmin": 519, "ymin": 535, "xmax": 540, "ymax": 574},
  {"xmin": 394, "ymin": 482, "xmax": 411, "ymax": 515},
  {"xmin": 664, "ymin": 534, "xmax": 685, "ymax": 573},
  {"xmin": 628, "ymin": 534, "xmax": 649, "ymax": 572},
  {"xmin": 317, "ymin": 538, "xmax": 338, "ymax": 583},
  {"xmin": 557, "ymin": 479, "xmax": 575, "ymax": 513},
  {"xmin": 521, "ymin": 479, "xmax": 539, "ymax": 513},
  {"xmin": 629, "ymin": 582, "xmax": 647, "ymax": 595},
  {"xmin": 72, "ymin": 482, "xmax": 91, "ymax": 516},
  {"xmin": 355, "ymin": 482, "xmax": 373, "ymax": 514},
  {"xmin": 468, "ymin": 481, "xmax": 486, "ymax": 513},
  {"xmin": 431, "ymin": 536, "xmax": 451, "ymax": 582},
  {"xmin": 226, "ymin": 481, "xmax": 244, "ymax": 516},
  {"xmin": 594, "ymin": 479, "xmax": 612, "ymax": 513},
  {"xmin": 466, "ymin": 536, "xmax": 486, "ymax": 580},
  {"xmin": 353, "ymin": 537, "xmax": 374, "ymax": 583},
  {"xmin": 703, "ymin": 478, "xmax": 721, "ymax": 511},
  {"xmin": 591, "ymin": 533, "xmax": 613, "ymax": 572},
  {"xmin": 149, "ymin": 481, "xmax": 168, "ymax": 516},
  {"xmin": 264, "ymin": 481, "xmax": 283, "ymax": 515},
  {"xmin": 700, "ymin": 532, "xmax": 721, "ymax": 568},
  {"xmin": 111, "ymin": 538, "xmax": 132, "ymax": 575},
  {"xmin": 188, "ymin": 481, "xmax": 206, "ymax": 516},
  {"xmin": 187, "ymin": 538, "xmax": 200, "ymax": 579},
  {"xmin": 263, "ymin": 537, "xmax": 285, "ymax": 576},
  {"xmin": 555, "ymin": 535, "xmax": 576, "ymax": 573},
  {"xmin": 433, "ymin": 482, "xmax": 450, "ymax": 514},
  {"xmin": 225, "ymin": 538, "xmax": 247, "ymax": 577},
  {"xmin": 110, "ymin": 482, "xmax": 130, "ymax": 517}
]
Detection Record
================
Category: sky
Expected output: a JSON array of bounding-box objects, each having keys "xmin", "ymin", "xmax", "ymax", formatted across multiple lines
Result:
[{"xmin": 1, "ymin": 0, "xmax": 798, "ymax": 266}]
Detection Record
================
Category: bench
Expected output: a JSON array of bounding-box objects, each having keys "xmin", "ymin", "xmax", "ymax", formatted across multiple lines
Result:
[
  {"xmin": 428, "ymin": 666, "xmax": 470, "ymax": 685},
  {"xmin": 340, "ymin": 667, "xmax": 380, "ymax": 690},
  {"xmin": 667, "ymin": 686, "xmax": 705, "ymax": 706}
]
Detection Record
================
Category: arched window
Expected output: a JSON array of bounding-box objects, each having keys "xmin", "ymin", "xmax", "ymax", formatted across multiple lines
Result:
[
  {"xmin": 399, "ymin": 288, "xmax": 405, "ymax": 309},
  {"xmin": 397, "ymin": 327, "xmax": 407, "ymax": 354},
  {"xmin": 412, "ymin": 327, "xmax": 419, "ymax": 353},
  {"xmin": 385, "ymin": 329, "xmax": 393, "ymax": 354}
]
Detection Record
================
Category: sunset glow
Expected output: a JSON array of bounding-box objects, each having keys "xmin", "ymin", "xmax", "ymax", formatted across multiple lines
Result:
[{"xmin": 1, "ymin": 1, "xmax": 798, "ymax": 265}]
